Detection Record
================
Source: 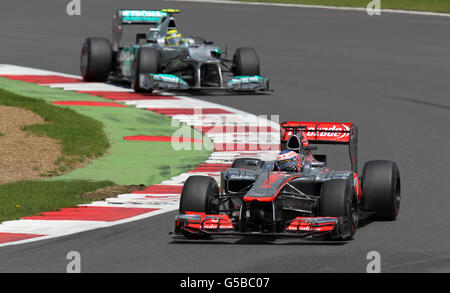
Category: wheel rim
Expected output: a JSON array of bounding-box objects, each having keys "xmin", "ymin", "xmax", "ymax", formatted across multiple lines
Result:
[
  {"xmin": 350, "ymin": 195, "xmax": 359, "ymax": 234},
  {"xmin": 394, "ymin": 174, "xmax": 401, "ymax": 215},
  {"xmin": 80, "ymin": 45, "xmax": 88, "ymax": 75},
  {"xmin": 132, "ymin": 57, "xmax": 139, "ymax": 89},
  {"xmin": 208, "ymin": 184, "xmax": 220, "ymax": 214}
]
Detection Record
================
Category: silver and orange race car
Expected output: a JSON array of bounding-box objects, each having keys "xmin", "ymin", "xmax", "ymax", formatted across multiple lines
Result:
[{"xmin": 173, "ymin": 121, "xmax": 401, "ymax": 241}]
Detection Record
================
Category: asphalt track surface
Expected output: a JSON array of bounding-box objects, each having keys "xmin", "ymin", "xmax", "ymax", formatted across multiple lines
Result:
[{"xmin": 1, "ymin": 0, "xmax": 450, "ymax": 273}]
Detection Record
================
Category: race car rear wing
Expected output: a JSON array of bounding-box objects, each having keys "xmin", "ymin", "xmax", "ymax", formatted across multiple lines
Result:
[
  {"xmin": 112, "ymin": 9, "xmax": 179, "ymax": 51},
  {"xmin": 280, "ymin": 121, "xmax": 358, "ymax": 173}
]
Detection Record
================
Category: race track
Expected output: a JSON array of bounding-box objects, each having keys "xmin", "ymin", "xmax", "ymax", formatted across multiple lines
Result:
[{"xmin": 1, "ymin": 0, "xmax": 450, "ymax": 272}]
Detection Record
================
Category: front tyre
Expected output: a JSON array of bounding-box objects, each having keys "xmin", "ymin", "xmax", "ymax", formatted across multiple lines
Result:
[
  {"xmin": 179, "ymin": 176, "xmax": 219, "ymax": 214},
  {"xmin": 80, "ymin": 38, "xmax": 112, "ymax": 82},
  {"xmin": 179, "ymin": 176, "xmax": 219, "ymax": 239},
  {"xmin": 361, "ymin": 160, "xmax": 401, "ymax": 220},
  {"xmin": 320, "ymin": 179, "xmax": 359, "ymax": 240},
  {"xmin": 233, "ymin": 47, "xmax": 260, "ymax": 76},
  {"xmin": 132, "ymin": 47, "xmax": 160, "ymax": 92}
]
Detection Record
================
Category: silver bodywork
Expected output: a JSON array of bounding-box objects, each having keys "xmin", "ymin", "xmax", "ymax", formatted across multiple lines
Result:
[
  {"xmin": 111, "ymin": 9, "xmax": 270, "ymax": 91},
  {"xmin": 224, "ymin": 161, "xmax": 353, "ymax": 199}
]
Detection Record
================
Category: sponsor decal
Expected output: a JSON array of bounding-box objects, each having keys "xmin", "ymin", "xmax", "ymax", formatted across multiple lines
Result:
[
  {"xmin": 281, "ymin": 122, "xmax": 352, "ymax": 142},
  {"xmin": 260, "ymin": 173, "xmax": 282, "ymax": 188},
  {"xmin": 203, "ymin": 223, "xmax": 234, "ymax": 229},
  {"xmin": 152, "ymin": 74, "xmax": 185, "ymax": 84},
  {"xmin": 286, "ymin": 217, "xmax": 337, "ymax": 232},
  {"xmin": 202, "ymin": 216, "xmax": 234, "ymax": 230},
  {"xmin": 353, "ymin": 173, "xmax": 362, "ymax": 199},
  {"xmin": 304, "ymin": 124, "xmax": 350, "ymax": 139},
  {"xmin": 121, "ymin": 10, "xmax": 167, "ymax": 24},
  {"xmin": 228, "ymin": 75, "xmax": 263, "ymax": 85},
  {"xmin": 122, "ymin": 10, "xmax": 166, "ymax": 18}
]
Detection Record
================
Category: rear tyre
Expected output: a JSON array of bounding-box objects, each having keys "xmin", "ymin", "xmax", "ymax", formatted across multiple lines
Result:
[
  {"xmin": 132, "ymin": 47, "xmax": 160, "ymax": 92},
  {"xmin": 233, "ymin": 47, "xmax": 260, "ymax": 76},
  {"xmin": 80, "ymin": 38, "xmax": 112, "ymax": 82},
  {"xmin": 319, "ymin": 179, "xmax": 358, "ymax": 240},
  {"xmin": 361, "ymin": 160, "xmax": 401, "ymax": 220},
  {"xmin": 231, "ymin": 158, "xmax": 264, "ymax": 170}
]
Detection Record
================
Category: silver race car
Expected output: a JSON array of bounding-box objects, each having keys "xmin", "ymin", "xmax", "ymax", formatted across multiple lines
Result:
[{"xmin": 80, "ymin": 9, "xmax": 270, "ymax": 92}]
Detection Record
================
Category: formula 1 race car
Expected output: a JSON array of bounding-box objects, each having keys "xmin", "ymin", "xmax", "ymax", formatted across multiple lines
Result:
[
  {"xmin": 80, "ymin": 9, "xmax": 270, "ymax": 92},
  {"xmin": 173, "ymin": 122, "xmax": 401, "ymax": 240}
]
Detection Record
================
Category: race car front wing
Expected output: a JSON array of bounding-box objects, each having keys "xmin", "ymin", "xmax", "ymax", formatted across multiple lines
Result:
[
  {"xmin": 173, "ymin": 212, "xmax": 349, "ymax": 239},
  {"xmin": 140, "ymin": 73, "xmax": 270, "ymax": 92}
]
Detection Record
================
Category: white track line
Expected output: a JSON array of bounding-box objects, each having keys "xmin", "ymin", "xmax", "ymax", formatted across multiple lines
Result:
[
  {"xmin": 48, "ymin": 83, "xmax": 132, "ymax": 92},
  {"xmin": 0, "ymin": 208, "xmax": 176, "ymax": 247},
  {"xmin": 0, "ymin": 64, "xmax": 80, "ymax": 78}
]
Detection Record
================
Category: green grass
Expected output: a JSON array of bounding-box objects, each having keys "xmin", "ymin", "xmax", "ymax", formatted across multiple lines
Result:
[
  {"xmin": 0, "ymin": 77, "xmax": 213, "ymax": 222},
  {"xmin": 236, "ymin": 0, "xmax": 450, "ymax": 13},
  {"xmin": 0, "ymin": 88, "xmax": 109, "ymax": 159},
  {"xmin": 0, "ymin": 78, "xmax": 213, "ymax": 186},
  {"xmin": 0, "ymin": 180, "xmax": 114, "ymax": 223},
  {"xmin": 0, "ymin": 89, "xmax": 114, "ymax": 222}
]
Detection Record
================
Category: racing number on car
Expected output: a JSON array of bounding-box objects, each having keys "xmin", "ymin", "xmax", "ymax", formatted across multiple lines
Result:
[{"xmin": 260, "ymin": 173, "xmax": 282, "ymax": 188}]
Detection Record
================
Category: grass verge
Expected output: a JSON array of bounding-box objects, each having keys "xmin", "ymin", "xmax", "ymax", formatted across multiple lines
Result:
[
  {"xmin": 0, "ymin": 180, "xmax": 114, "ymax": 223},
  {"xmin": 0, "ymin": 89, "xmax": 109, "ymax": 176},
  {"xmin": 0, "ymin": 77, "xmax": 212, "ymax": 222},
  {"xmin": 236, "ymin": 0, "xmax": 450, "ymax": 13},
  {"xmin": 0, "ymin": 77, "xmax": 213, "ymax": 186},
  {"xmin": 0, "ymin": 89, "xmax": 114, "ymax": 222}
]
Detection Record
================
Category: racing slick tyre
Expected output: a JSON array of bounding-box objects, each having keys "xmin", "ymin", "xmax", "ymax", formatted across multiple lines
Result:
[
  {"xmin": 319, "ymin": 179, "xmax": 359, "ymax": 240},
  {"xmin": 132, "ymin": 47, "xmax": 160, "ymax": 93},
  {"xmin": 179, "ymin": 176, "xmax": 219, "ymax": 214},
  {"xmin": 179, "ymin": 176, "xmax": 219, "ymax": 239},
  {"xmin": 80, "ymin": 38, "xmax": 113, "ymax": 82},
  {"xmin": 361, "ymin": 160, "xmax": 401, "ymax": 221},
  {"xmin": 233, "ymin": 47, "xmax": 260, "ymax": 76},
  {"xmin": 231, "ymin": 158, "xmax": 264, "ymax": 170}
]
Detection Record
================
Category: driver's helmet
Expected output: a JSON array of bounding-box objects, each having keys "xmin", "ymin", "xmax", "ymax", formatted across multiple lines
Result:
[
  {"xmin": 165, "ymin": 29, "xmax": 182, "ymax": 46},
  {"xmin": 276, "ymin": 150, "xmax": 302, "ymax": 172}
]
